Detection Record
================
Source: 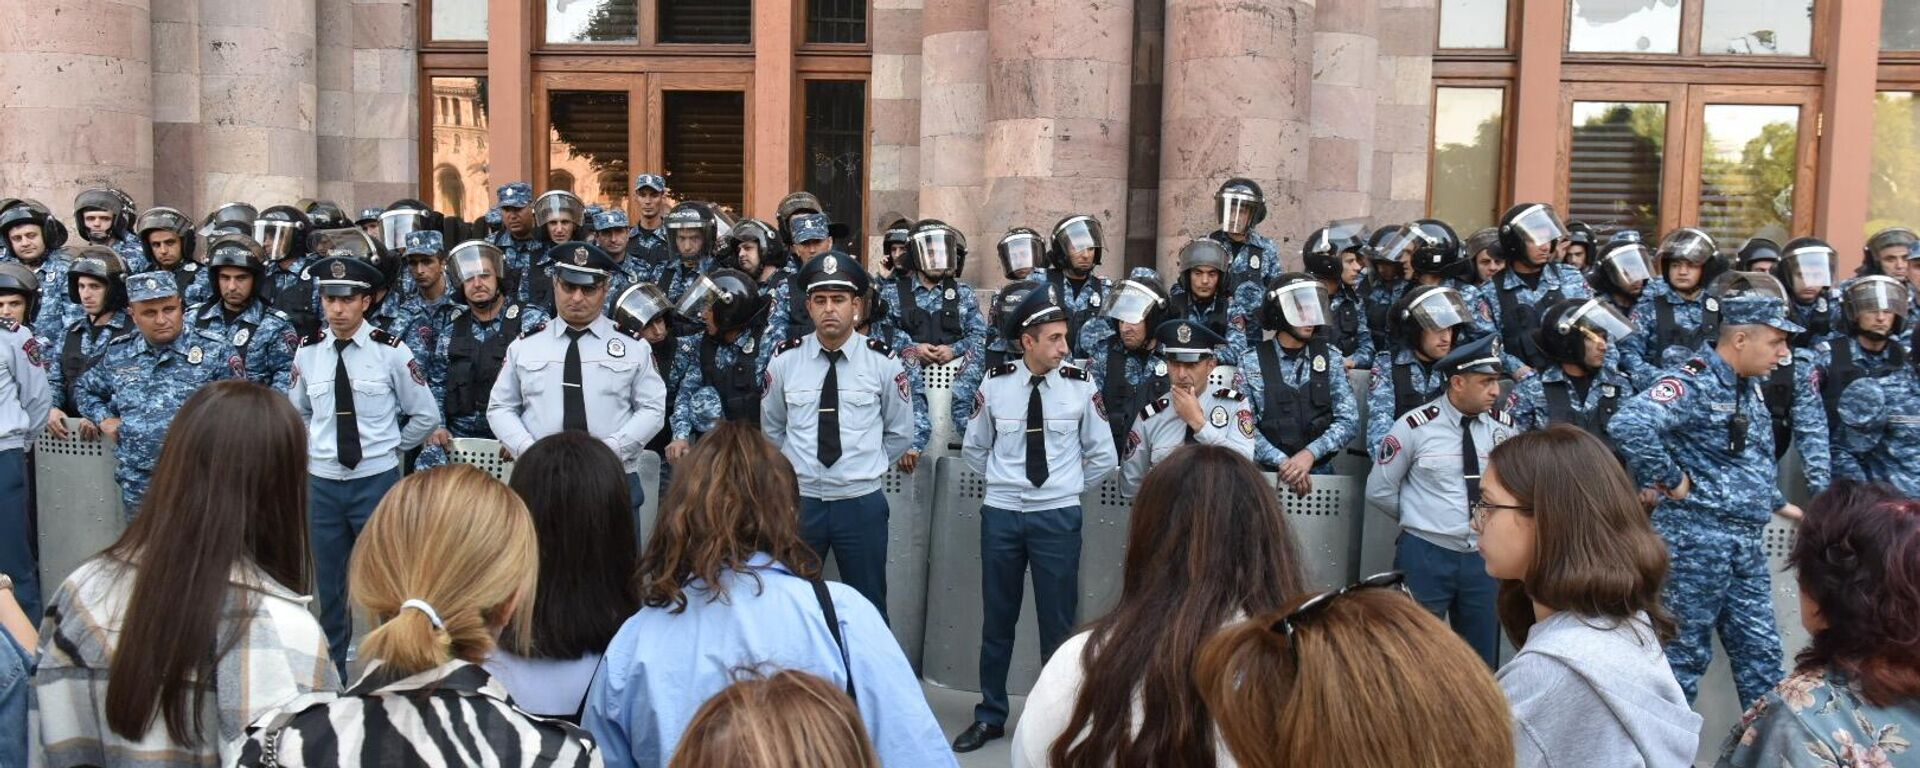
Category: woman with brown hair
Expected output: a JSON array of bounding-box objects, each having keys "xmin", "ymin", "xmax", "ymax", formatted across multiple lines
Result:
[
  {"xmin": 583, "ymin": 422, "xmax": 952, "ymax": 768},
  {"xmin": 1718, "ymin": 481, "xmax": 1920, "ymax": 766},
  {"xmin": 1011, "ymin": 444, "xmax": 1306, "ymax": 767},
  {"xmin": 668, "ymin": 668, "xmax": 878, "ymax": 768},
  {"xmin": 33, "ymin": 381, "xmax": 337, "ymax": 767},
  {"xmin": 231, "ymin": 465, "xmax": 598, "ymax": 767},
  {"xmin": 1196, "ymin": 580, "xmax": 1515, "ymax": 768},
  {"xmin": 1476, "ymin": 424, "xmax": 1699, "ymax": 768}
]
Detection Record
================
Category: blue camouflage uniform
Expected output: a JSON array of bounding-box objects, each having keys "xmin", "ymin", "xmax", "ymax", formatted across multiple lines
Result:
[
  {"xmin": 1621, "ymin": 279, "xmax": 1709, "ymax": 388},
  {"xmin": 1772, "ymin": 347, "xmax": 1832, "ymax": 492},
  {"xmin": 488, "ymin": 183, "xmax": 549, "ymax": 304},
  {"xmin": 25, "ymin": 256, "xmax": 72, "ymax": 335},
  {"xmin": 1830, "ymin": 364, "xmax": 1920, "ymax": 496},
  {"xmin": 1503, "ymin": 364, "xmax": 1633, "ymax": 438},
  {"xmin": 761, "ymin": 275, "xmax": 807, "ymax": 365},
  {"xmin": 404, "ymin": 301, "xmax": 550, "ymax": 468},
  {"xmin": 1328, "ymin": 284, "xmax": 1375, "ymax": 364},
  {"xmin": 1238, "ymin": 338, "xmax": 1359, "ymax": 472},
  {"xmin": 1811, "ymin": 334, "xmax": 1907, "ymax": 487},
  {"xmin": 1786, "ymin": 291, "xmax": 1841, "ymax": 348},
  {"xmin": 1081, "ymin": 320, "xmax": 1170, "ymax": 455},
  {"xmin": 949, "ymin": 335, "xmax": 1016, "ymax": 446},
  {"xmin": 389, "ymin": 228, "xmax": 458, "ymax": 340},
  {"xmin": 879, "ymin": 277, "xmax": 989, "ymax": 366},
  {"xmin": 870, "ymin": 320, "xmax": 932, "ymax": 454},
  {"xmin": 626, "ymin": 223, "xmax": 670, "ymax": 282},
  {"xmin": 1608, "ymin": 303, "xmax": 1800, "ymax": 707},
  {"xmin": 668, "ymin": 329, "xmax": 762, "ymax": 443},
  {"xmin": 47, "ymin": 310, "xmax": 131, "ymax": 414},
  {"xmin": 187, "ymin": 300, "xmax": 301, "ymax": 391},
  {"xmin": 1204, "ymin": 230, "xmax": 1283, "ymax": 288},
  {"xmin": 264, "ymin": 257, "xmax": 310, "ymax": 303},
  {"xmin": 1164, "ymin": 280, "xmax": 1261, "ymax": 365},
  {"xmin": 1360, "ymin": 275, "xmax": 1410, "ymax": 355},
  {"xmin": 1366, "ymin": 349, "xmax": 1449, "ymax": 456},
  {"xmin": 1486, "ymin": 264, "xmax": 1593, "ymax": 372},
  {"xmin": 107, "ymin": 231, "xmax": 149, "ymax": 274},
  {"xmin": 1035, "ymin": 269, "xmax": 1113, "ymax": 360}
]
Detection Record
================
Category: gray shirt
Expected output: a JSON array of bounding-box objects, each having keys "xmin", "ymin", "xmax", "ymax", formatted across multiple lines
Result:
[
  {"xmin": 0, "ymin": 320, "xmax": 49, "ymax": 452},
  {"xmin": 487, "ymin": 315, "xmax": 667, "ymax": 474},
  {"xmin": 1363, "ymin": 393, "xmax": 1516, "ymax": 552},
  {"xmin": 761, "ymin": 331, "xmax": 917, "ymax": 500},
  {"xmin": 290, "ymin": 323, "xmax": 441, "ymax": 480},
  {"xmin": 962, "ymin": 361, "xmax": 1118, "ymax": 511},
  {"xmin": 1500, "ymin": 611, "xmax": 1701, "ymax": 768},
  {"xmin": 1118, "ymin": 387, "xmax": 1256, "ymax": 497}
]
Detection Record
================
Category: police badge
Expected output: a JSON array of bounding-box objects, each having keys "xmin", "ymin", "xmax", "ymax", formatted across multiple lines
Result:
[
  {"xmin": 1209, "ymin": 405, "xmax": 1229, "ymax": 428},
  {"xmin": 1090, "ymin": 292, "xmax": 1102, "ymax": 308},
  {"xmin": 1153, "ymin": 360, "xmax": 1167, "ymax": 377},
  {"xmin": 232, "ymin": 328, "xmax": 251, "ymax": 347},
  {"xmin": 743, "ymin": 336, "xmax": 755, "ymax": 354},
  {"xmin": 1602, "ymin": 384, "xmax": 1617, "ymax": 398},
  {"xmin": 1250, "ymin": 255, "xmax": 1262, "ymax": 270},
  {"xmin": 506, "ymin": 304, "xmax": 520, "ymax": 320},
  {"xmin": 944, "ymin": 287, "xmax": 956, "ymax": 301},
  {"xmin": 1176, "ymin": 324, "xmax": 1192, "ymax": 344},
  {"xmin": 608, "ymin": 338, "xmax": 627, "ymax": 357},
  {"xmin": 1312, "ymin": 355, "xmax": 1326, "ymax": 373},
  {"xmin": 823, "ymin": 255, "xmax": 839, "ymax": 274},
  {"xmin": 330, "ymin": 261, "xmax": 347, "ymax": 279},
  {"xmin": 187, "ymin": 346, "xmax": 204, "ymax": 364}
]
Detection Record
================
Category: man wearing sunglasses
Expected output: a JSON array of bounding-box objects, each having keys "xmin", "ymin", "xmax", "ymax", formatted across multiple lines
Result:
[{"xmin": 1364, "ymin": 332, "xmax": 1518, "ymax": 667}]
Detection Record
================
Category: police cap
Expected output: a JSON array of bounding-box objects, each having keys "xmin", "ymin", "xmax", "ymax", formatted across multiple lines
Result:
[
  {"xmin": 1436, "ymin": 334, "xmax": 1506, "ymax": 378},
  {"xmin": 1154, "ymin": 319, "xmax": 1226, "ymax": 362}
]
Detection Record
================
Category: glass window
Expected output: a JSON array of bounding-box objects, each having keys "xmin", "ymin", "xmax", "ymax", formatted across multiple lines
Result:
[
  {"xmin": 1701, "ymin": 0, "xmax": 1812, "ymax": 56},
  {"xmin": 1569, "ymin": 101, "xmax": 1668, "ymax": 236},
  {"xmin": 804, "ymin": 81, "xmax": 867, "ymax": 250},
  {"xmin": 431, "ymin": 77, "xmax": 491, "ymax": 221},
  {"xmin": 1438, "ymin": 0, "xmax": 1507, "ymax": 49},
  {"xmin": 1568, "ymin": 0, "xmax": 1680, "ymax": 54},
  {"xmin": 1869, "ymin": 92, "xmax": 1920, "ymax": 234},
  {"xmin": 1697, "ymin": 104, "xmax": 1800, "ymax": 246},
  {"xmin": 663, "ymin": 91, "xmax": 746, "ymax": 213},
  {"xmin": 1887, "ymin": 1, "xmax": 1920, "ymax": 51},
  {"xmin": 431, "ymin": 0, "xmax": 487, "ymax": 41},
  {"xmin": 547, "ymin": 90, "xmax": 631, "ymax": 210},
  {"xmin": 547, "ymin": 0, "xmax": 638, "ymax": 44},
  {"xmin": 808, "ymin": 0, "xmax": 867, "ymax": 44},
  {"xmin": 1429, "ymin": 87, "xmax": 1505, "ymax": 232},
  {"xmin": 660, "ymin": 0, "xmax": 751, "ymax": 44}
]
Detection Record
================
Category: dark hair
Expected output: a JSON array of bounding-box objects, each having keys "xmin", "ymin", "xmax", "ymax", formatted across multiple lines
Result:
[
  {"xmin": 506, "ymin": 431, "xmax": 639, "ymax": 660},
  {"xmin": 103, "ymin": 381, "xmax": 310, "ymax": 745},
  {"xmin": 1792, "ymin": 481, "xmax": 1920, "ymax": 706},
  {"xmin": 637, "ymin": 422, "xmax": 820, "ymax": 612},
  {"xmin": 1049, "ymin": 445, "xmax": 1307, "ymax": 767},
  {"xmin": 1484, "ymin": 425, "xmax": 1676, "ymax": 646}
]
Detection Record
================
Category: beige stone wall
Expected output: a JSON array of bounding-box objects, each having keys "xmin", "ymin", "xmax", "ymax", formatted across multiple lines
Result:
[
  {"xmin": 1370, "ymin": 0, "xmax": 1437, "ymax": 226},
  {"xmin": 0, "ymin": 0, "xmax": 155, "ymax": 211},
  {"xmin": 1310, "ymin": 0, "xmax": 1379, "ymax": 227},
  {"xmin": 916, "ymin": 0, "xmax": 982, "ymax": 276},
  {"xmin": 868, "ymin": 0, "xmax": 923, "ymax": 259}
]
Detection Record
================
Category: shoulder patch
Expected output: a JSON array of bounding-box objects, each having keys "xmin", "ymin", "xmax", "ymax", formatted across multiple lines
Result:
[
  {"xmin": 1058, "ymin": 364, "xmax": 1089, "ymax": 381},
  {"xmin": 1213, "ymin": 387, "xmax": 1246, "ymax": 401},
  {"xmin": 1649, "ymin": 377, "xmax": 1687, "ymax": 403},
  {"xmin": 300, "ymin": 328, "xmax": 327, "ymax": 347},
  {"xmin": 519, "ymin": 320, "xmax": 550, "ymax": 339},
  {"xmin": 990, "ymin": 362, "xmax": 1021, "ymax": 378},
  {"xmin": 370, "ymin": 328, "xmax": 402, "ymax": 347},
  {"xmin": 268, "ymin": 308, "xmax": 291, "ymax": 322},
  {"xmin": 865, "ymin": 336, "xmax": 895, "ymax": 358},
  {"xmin": 1405, "ymin": 405, "xmax": 1441, "ymax": 429},
  {"xmin": 772, "ymin": 336, "xmax": 805, "ymax": 357},
  {"xmin": 1141, "ymin": 397, "xmax": 1171, "ymax": 419}
]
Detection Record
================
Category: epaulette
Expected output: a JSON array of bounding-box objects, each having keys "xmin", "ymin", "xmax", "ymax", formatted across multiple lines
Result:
[
  {"xmin": 301, "ymin": 328, "xmax": 327, "ymax": 346},
  {"xmin": 186, "ymin": 301, "xmax": 206, "ymax": 316},
  {"xmin": 519, "ymin": 320, "xmax": 550, "ymax": 339},
  {"xmin": 865, "ymin": 336, "xmax": 895, "ymax": 358},
  {"xmin": 990, "ymin": 362, "xmax": 1021, "ymax": 378},
  {"xmin": 193, "ymin": 327, "xmax": 226, "ymax": 343},
  {"xmin": 1404, "ymin": 405, "xmax": 1441, "ymax": 429},
  {"xmin": 106, "ymin": 331, "xmax": 138, "ymax": 346},
  {"xmin": 1681, "ymin": 358, "xmax": 1708, "ymax": 376},
  {"xmin": 267, "ymin": 308, "xmax": 292, "ymax": 323},
  {"xmin": 1488, "ymin": 408, "xmax": 1515, "ymax": 428},
  {"xmin": 370, "ymin": 328, "xmax": 403, "ymax": 347},
  {"xmin": 181, "ymin": 262, "xmax": 199, "ymax": 273},
  {"xmin": 771, "ymin": 336, "xmax": 805, "ymax": 357},
  {"xmin": 1213, "ymin": 387, "xmax": 1246, "ymax": 401},
  {"xmin": 1141, "ymin": 397, "xmax": 1171, "ymax": 419},
  {"xmin": 1058, "ymin": 364, "xmax": 1088, "ymax": 381},
  {"xmin": 0, "ymin": 317, "xmax": 16, "ymax": 333}
]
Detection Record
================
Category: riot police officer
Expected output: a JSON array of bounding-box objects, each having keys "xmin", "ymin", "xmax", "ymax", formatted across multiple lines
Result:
[
  {"xmin": 1038, "ymin": 214, "xmax": 1113, "ymax": 359},
  {"xmin": 1367, "ymin": 284, "xmax": 1473, "ymax": 454},
  {"xmin": 627, "ymin": 173, "xmax": 672, "ymax": 272},
  {"xmin": 1242, "ymin": 272, "xmax": 1360, "ymax": 495},
  {"xmin": 1621, "ymin": 228, "xmax": 1727, "ymax": 387},
  {"xmin": 1562, "ymin": 220, "xmax": 1596, "ymax": 270},
  {"xmin": 72, "ymin": 188, "xmax": 145, "ymax": 271},
  {"xmin": 774, "ymin": 190, "xmax": 834, "ymax": 248},
  {"xmin": 1610, "ymin": 272, "xmax": 1806, "ymax": 707},
  {"xmin": 187, "ymin": 234, "xmax": 301, "ymax": 391},
  {"xmin": 354, "ymin": 207, "xmax": 384, "ymax": 240},
  {"xmin": 762, "ymin": 213, "xmax": 841, "ymax": 352},
  {"xmin": 951, "ymin": 280, "xmax": 1046, "ymax": 445},
  {"xmin": 393, "ymin": 231, "xmax": 457, "ymax": 335},
  {"xmin": 718, "ymin": 217, "xmax": 788, "ymax": 295},
  {"xmin": 1377, "ymin": 219, "xmax": 1500, "ymax": 355},
  {"xmin": 1773, "ymin": 237, "xmax": 1840, "ymax": 347},
  {"xmin": 1204, "ymin": 177, "xmax": 1282, "ymax": 286},
  {"xmin": 666, "ymin": 269, "xmax": 768, "ymax": 456},
  {"xmin": 1858, "ymin": 226, "xmax": 1915, "ymax": 285},
  {"xmin": 1165, "ymin": 238, "xmax": 1258, "ymax": 365},
  {"xmin": 954, "ymin": 287, "xmax": 1116, "ymax": 753},
  {"xmin": 876, "ymin": 216, "xmax": 911, "ymax": 279},
  {"xmin": 761, "ymin": 252, "xmax": 916, "ymax": 619},
  {"xmin": 1300, "ymin": 224, "xmax": 1374, "ymax": 365},
  {"xmin": 1486, "ymin": 203, "xmax": 1591, "ymax": 377},
  {"xmin": 1588, "ymin": 235, "xmax": 1655, "ymax": 316},
  {"xmin": 1116, "ymin": 319, "xmax": 1256, "ymax": 496},
  {"xmin": 1503, "ymin": 299, "xmax": 1636, "ymax": 449},
  {"xmin": 1737, "ymin": 237, "xmax": 1783, "ymax": 273},
  {"xmin": 591, "ymin": 208, "xmax": 648, "ymax": 303},
  {"xmin": 406, "ymin": 240, "xmax": 551, "ymax": 469},
  {"xmin": 1819, "ymin": 275, "xmax": 1911, "ymax": 489},
  {"xmin": 1360, "ymin": 224, "xmax": 1411, "ymax": 357},
  {"xmin": 0, "ymin": 203, "xmax": 74, "ymax": 333},
  {"xmin": 511, "ymin": 191, "xmax": 584, "ymax": 312},
  {"xmin": 134, "ymin": 206, "xmax": 205, "ymax": 303},
  {"xmin": 1082, "ymin": 270, "xmax": 1171, "ymax": 453},
  {"xmin": 654, "ymin": 202, "xmax": 720, "ymax": 324},
  {"xmin": 489, "ymin": 182, "xmax": 549, "ymax": 298},
  {"xmin": 996, "ymin": 227, "xmax": 1044, "ymax": 281},
  {"xmin": 47, "ymin": 248, "xmax": 131, "ymax": 440},
  {"xmin": 261, "ymin": 205, "xmax": 321, "ymax": 337},
  {"xmin": 887, "ymin": 219, "xmax": 987, "ymax": 368}
]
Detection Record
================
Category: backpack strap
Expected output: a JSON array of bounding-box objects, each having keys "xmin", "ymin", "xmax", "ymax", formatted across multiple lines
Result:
[{"xmin": 810, "ymin": 578, "xmax": 857, "ymax": 702}]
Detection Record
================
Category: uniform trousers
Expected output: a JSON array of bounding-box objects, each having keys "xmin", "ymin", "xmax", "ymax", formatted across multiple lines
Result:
[
  {"xmin": 0, "ymin": 449, "xmax": 38, "ymax": 621},
  {"xmin": 1396, "ymin": 532, "xmax": 1500, "ymax": 667},
  {"xmin": 626, "ymin": 471, "xmax": 649, "ymax": 549},
  {"xmin": 310, "ymin": 467, "xmax": 402, "ymax": 680},
  {"xmin": 800, "ymin": 490, "xmax": 891, "ymax": 623},
  {"xmin": 976, "ymin": 504, "xmax": 1081, "ymax": 726},
  {"xmin": 1656, "ymin": 513, "xmax": 1783, "ymax": 706}
]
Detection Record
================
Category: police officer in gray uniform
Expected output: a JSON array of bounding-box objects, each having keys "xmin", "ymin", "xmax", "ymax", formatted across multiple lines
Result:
[
  {"xmin": 288, "ymin": 255, "xmax": 440, "ymax": 678},
  {"xmin": 1117, "ymin": 319, "xmax": 1255, "ymax": 496},
  {"xmin": 488, "ymin": 241, "xmax": 667, "ymax": 516},
  {"xmin": 954, "ymin": 289, "xmax": 1118, "ymax": 753},
  {"xmin": 1364, "ymin": 333, "xmax": 1519, "ymax": 667},
  {"xmin": 761, "ymin": 252, "xmax": 915, "ymax": 618}
]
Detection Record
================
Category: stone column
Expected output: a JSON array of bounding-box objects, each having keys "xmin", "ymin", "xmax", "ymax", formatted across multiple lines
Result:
[
  {"xmin": 868, "ymin": 0, "xmax": 923, "ymax": 258},
  {"xmin": 198, "ymin": 0, "xmax": 316, "ymax": 205},
  {"xmin": 918, "ymin": 0, "xmax": 985, "ymax": 276},
  {"xmin": 314, "ymin": 0, "xmax": 355, "ymax": 207},
  {"xmin": 1155, "ymin": 0, "xmax": 1311, "ymax": 274},
  {"xmin": 1372, "ymin": 0, "xmax": 1437, "ymax": 224},
  {"xmin": 152, "ymin": 0, "xmax": 203, "ymax": 211},
  {"xmin": 982, "ymin": 0, "xmax": 1133, "ymax": 285},
  {"xmin": 0, "ymin": 0, "xmax": 155, "ymax": 210},
  {"xmin": 1309, "ymin": 0, "xmax": 1377, "ymax": 225},
  {"xmin": 344, "ymin": 0, "xmax": 418, "ymax": 208}
]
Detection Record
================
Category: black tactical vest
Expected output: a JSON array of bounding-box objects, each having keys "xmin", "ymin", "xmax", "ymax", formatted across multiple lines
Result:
[
  {"xmin": 1102, "ymin": 340, "xmax": 1168, "ymax": 452},
  {"xmin": 1393, "ymin": 358, "xmax": 1443, "ymax": 421},
  {"xmin": 1494, "ymin": 273, "xmax": 1563, "ymax": 371},
  {"xmin": 894, "ymin": 274, "xmax": 965, "ymax": 346},
  {"xmin": 272, "ymin": 279, "xmax": 319, "ymax": 338},
  {"xmin": 1331, "ymin": 293, "xmax": 1363, "ymax": 357},
  {"xmin": 700, "ymin": 332, "xmax": 763, "ymax": 426},
  {"xmin": 1255, "ymin": 337, "xmax": 1334, "ymax": 459},
  {"xmin": 445, "ymin": 308, "xmax": 523, "ymax": 418}
]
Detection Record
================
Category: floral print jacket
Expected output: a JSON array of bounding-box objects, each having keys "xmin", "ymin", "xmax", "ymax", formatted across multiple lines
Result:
[{"xmin": 1718, "ymin": 668, "xmax": 1917, "ymax": 767}]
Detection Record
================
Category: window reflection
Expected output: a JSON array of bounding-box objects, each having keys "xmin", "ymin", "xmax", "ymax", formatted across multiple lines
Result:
[
  {"xmin": 547, "ymin": 0, "xmax": 639, "ymax": 44},
  {"xmin": 547, "ymin": 90, "xmax": 631, "ymax": 210},
  {"xmin": 430, "ymin": 77, "xmax": 491, "ymax": 221},
  {"xmin": 1438, "ymin": 0, "xmax": 1507, "ymax": 49},
  {"xmin": 805, "ymin": 81, "xmax": 867, "ymax": 250},
  {"xmin": 1701, "ymin": 0, "xmax": 1812, "ymax": 56},
  {"xmin": 1568, "ymin": 0, "xmax": 1680, "ymax": 54},
  {"xmin": 1569, "ymin": 101, "xmax": 1667, "ymax": 237},
  {"xmin": 662, "ymin": 91, "xmax": 746, "ymax": 213},
  {"xmin": 1869, "ymin": 93, "xmax": 1920, "ymax": 234},
  {"xmin": 1430, "ymin": 87, "xmax": 1506, "ymax": 232},
  {"xmin": 1887, "ymin": 1, "xmax": 1920, "ymax": 51},
  {"xmin": 432, "ymin": 0, "xmax": 487, "ymax": 41},
  {"xmin": 1697, "ymin": 104, "xmax": 1799, "ymax": 247}
]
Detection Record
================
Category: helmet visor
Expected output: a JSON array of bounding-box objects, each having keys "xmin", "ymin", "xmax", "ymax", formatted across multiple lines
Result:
[
  {"xmin": 675, "ymin": 274, "xmax": 722, "ymax": 319},
  {"xmin": 1054, "ymin": 217, "xmax": 1104, "ymax": 257},
  {"xmin": 205, "ymin": 202, "xmax": 258, "ymax": 232},
  {"xmin": 1271, "ymin": 281, "xmax": 1333, "ymax": 328},
  {"xmin": 379, "ymin": 210, "xmax": 424, "ymax": 253},
  {"xmin": 1845, "ymin": 277, "xmax": 1911, "ymax": 319},
  {"xmin": 136, "ymin": 208, "xmax": 191, "ymax": 235},
  {"xmin": 1507, "ymin": 204, "xmax": 1568, "ymax": 247},
  {"xmin": 253, "ymin": 220, "xmax": 300, "ymax": 261},
  {"xmin": 1373, "ymin": 225, "xmax": 1423, "ymax": 266},
  {"xmin": 1660, "ymin": 230, "xmax": 1716, "ymax": 264},
  {"xmin": 1100, "ymin": 280, "xmax": 1163, "ymax": 325},
  {"xmin": 614, "ymin": 283, "xmax": 673, "ymax": 329},
  {"xmin": 1707, "ymin": 271, "xmax": 1789, "ymax": 302},
  {"xmin": 448, "ymin": 241, "xmax": 504, "ymax": 285},
  {"xmin": 307, "ymin": 228, "xmax": 380, "ymax": 262},
  {"xmin": 1217, "ymin": 192, "xmax": 1260, "ymax": 236},
  {"xmin": 1408, "ymin": 289, "xmax": 1473, "ymax": 332},
  {"xmin": 912, "ymin": 230, "xmax": 960, "ymax": 277},
  {"xmin": 1562, "ymin": 300, "xmax": 1636, "ymax": 342},
  {"xmin": 999, "ymin": 232, "xmax": 1043, "ymax": 274},
  {"xmin": 1600, "ymin": 244, "xmax": 1654, "ymax": 286},
  {"xmin": 1784, "ymin": 246, "xmax": 1835, "ymax": 289},
  {"xmin": 75, "ymin": 189, "xmax": 123, "ymax": 217}
]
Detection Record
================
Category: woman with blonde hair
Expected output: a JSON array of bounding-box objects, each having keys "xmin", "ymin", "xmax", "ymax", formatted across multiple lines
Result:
[
  {"xmin": 232, "ymin": 465, "xmax": 599, "ymax": 767},
  {"xmin": 583, "ymin": 422, "xmax": 952, "ymax": 768},
  {"xmin": 1196, "ymin": 577, "xmax": 1515, "ymax": 768},
  {"xmin": 668, "ymin": 668, "xmax": 878, "ymax": 768}
]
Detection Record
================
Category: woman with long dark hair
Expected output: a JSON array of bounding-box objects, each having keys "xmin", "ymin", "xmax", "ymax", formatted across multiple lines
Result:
[
  {"xmin": 1011, "ymin": 444, "xmax": 1307, "ymax": 767},
  {"xmin": 1718, "ymin": 481, "xmax": 1920, "ymax": 766},
  {"xmin": 34, "ymin": 381, "xmax": 337, "ymax": 766},
  {"xmin": 489, "ymin": 430, "xmax": 641, "ymax": 722},
  {"xmin": 1476, "ymin": 425, "xmax": 1699, "ymax": 767}
]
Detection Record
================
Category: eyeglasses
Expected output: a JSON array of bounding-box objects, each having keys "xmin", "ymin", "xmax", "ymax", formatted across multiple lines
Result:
[
  {"xmin": 1270, "ymin": 571, "xmax": 1411, "ymax": 662},
  {"xmin": 1469, "ymin": 500, "xmax": 1530, "ymax": 533}
]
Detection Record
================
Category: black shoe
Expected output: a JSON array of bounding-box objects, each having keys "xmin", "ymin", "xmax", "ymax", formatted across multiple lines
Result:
[{"xmin": 951, "ymin": 721, "xmax": 1005, "ymax": 753}]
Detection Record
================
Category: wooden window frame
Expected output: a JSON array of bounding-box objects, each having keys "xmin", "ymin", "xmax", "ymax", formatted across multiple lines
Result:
[
  {"xmin": 792, "ymin": 72, "xmax": 872, "ymax": 242},
  {"xmin": 1433, "ymin": 0, "xmax": 1520, "ymax": 56},
  {"xmin": 1562, "ymin": 0, "xmax": 1831, "ymax": 65},
  {"xmin": 1426, "ymin": 80, "xmax": 1515, "ymax": 228},
  {"xmin": 418, "ymin": 0, "xmax": 489, "ymax": 51}
]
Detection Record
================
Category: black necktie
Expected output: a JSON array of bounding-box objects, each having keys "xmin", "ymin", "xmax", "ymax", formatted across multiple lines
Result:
[
  {"xmin": 819, "ymin": 349, "xmax": 845, "ymax": 467},
  {"xmin": 1026, "ymin": 375, "xmax": 1049, "ymax": 487},
  {"xmin": 333, "ymin": 339, "xmax": 361, "ymax": 469},
  {"xmin": 563, "ymin": 327, "xmax": 589, "ymax": 432},
  {"xmin": 1461, "ymin": 414, "xmax": 1482, "ymax": 509}
]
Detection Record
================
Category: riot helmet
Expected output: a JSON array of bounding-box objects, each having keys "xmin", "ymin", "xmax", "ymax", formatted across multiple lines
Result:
[
  {"xmin": 0, "ymin": 263, "xmax": 41, "ymax": 324},
  {"xmin": 1773, "ymin": 237, "xmax": 1837, "ymax": 296},
  {"xmin": 202, "ymin": 202, "xmax": 259, "ymax": 238},
  {"xmin": 1048, "ymin": 215, "xmax": 1105, "ymax": 272},
  {"xmin": 1261, "ymin": 272, "xmax": 1333, "ymax": 333},
  {"xmin": 665, "ymin": 201, "xmax": 717, "ymax": 262},
  {"xmin": 1300, "ymin": 221, "xmax": 1368, "ymax": 281},
  {"xmin": 910, "ymin": 219, "xmax": 967, "ymax": 280},
  {"xmin": 1536, "ymin": 298, "xmax": 1635, "ymax": 368},
  {"xmin": 1215, "ymin": 177, "xmax": 1266, "ymax": 236},
  {"xmin": 1737, "ymin": 237, "xmax": 1783, "ymax": 271},
  {"xmin": 1841, "ymin": 275, "xmax": 1910, "ymax": 340},
  {"xmin": 380, "ymin": 200, "xmax": 434, "ymax": 253},
  {"xmin": 447, "ymin": 240, "xmax": 507, "ymax": 304},
  {"xmin": 67, "ymin": 246, "xmax": 130, "ymax": 312},
  {"xmin": 1388, "ymin": 284, "xmax": 1472, "ymax": 351},
  {"xmin": 612, "ymin": 282, "xmax": 674, "ymax": 338},
  {"xmin": 1176, "ymin": 237, "xmax": 1231, "ymax": 298},
  {"xmin": 720, "ymin": 218, "xmax": 784, "ymax": 274},
  {"xmin": 1655, "ymin": 227, "xmax": 1727, "ymax": 285},
  {"xmin": 255, "ymin": 205, "xmax": 314, "ymax": 264},
  {"xmin": 308, "ymin": 227, "xmax": 398, "ymax": 291},
  {"xmin": 1379, "ymin": 219, "xmax": 1464, "ymax": 277},
  {"xmin": 997, "ymin": 228, "xmax": 1045, "ymax": 280},
  {"xmin": 300, "ymin": 199, "xmax": 349, "ymax": 230},
  {"xmin": 1496, "ymin": 203, "xmax": 1569, "ymax": 264},
  {"xmin": 1863, "ymin": 227, "xmax": 1918, "ymax": 275},
  {"xmin": 0, "ymin": 205, "xmax": 65, "ymax": 259},
  {"xmin": 675, "ymin": 269, "xmax": 765, "ymax": 333},
  {"xmin": 73, "ymin": 188, "xmax": 132, "ymax": 243},
  {"xmin": 880, "ymin": 217, "xmax": 912, "ymax": 271},
  {"xmin": 136, "ymin": 206, "xmax": 199, "ymax": 266},
  {"xmin": 991, "ymin": 280, "xmax": 1046, "ymax": 341},
  {"xmin": 1099, "ymin": 273, "xmax": 1170, "ymax": 329},
  {"xmin": 531, "ymin": 191, "xmax": 584, "ymax": 241},
  {"xmin": 1565, "ymin": 221, "xmax": 1597, "ymax": 257},
  {"xmin": 204, "ymin": 234, "xmax": 269, "ymax": 301}
]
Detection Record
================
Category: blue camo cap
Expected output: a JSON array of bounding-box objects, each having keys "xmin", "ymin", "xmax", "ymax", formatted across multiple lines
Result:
[
  {"xmin": 791, "ymin": 213, "xmax": 832, "ymax": 244},
  {"xmin": 495, "ymin": 182, "xmax": 533, "ymax": 208},
  {"xmin": 403, "ymin": 230, "xmax": 444, "ymax": 257},
  {"xmin": 125, "ymin": 271, "xmax": 179, "ymax": 303},
  {"xmin": 634, "ymin": 173, "xmax": 668, "ymax": 192},
  {"xmin": 593, "ymin": 208, "xmax": 631, "ymax": 231},
  {"xmin": 1717, "ymin": 294, "xmax": 1805, "ymax": 335}
]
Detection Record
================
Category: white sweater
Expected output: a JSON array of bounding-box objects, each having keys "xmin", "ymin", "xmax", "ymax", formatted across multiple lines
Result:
[{"xmin": 1009, "ymin": 630, "xmax": 1240, "ymax": 768}]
